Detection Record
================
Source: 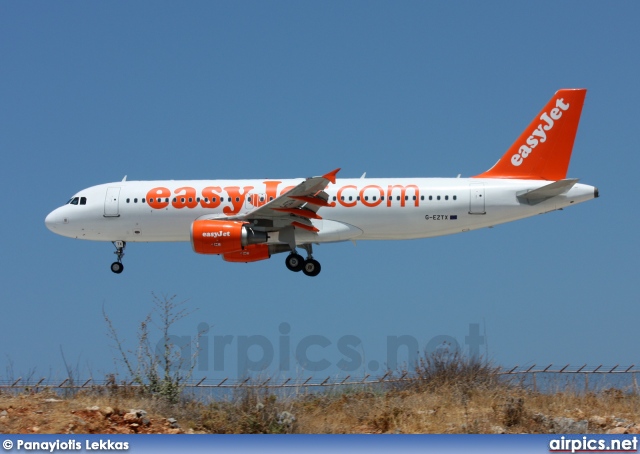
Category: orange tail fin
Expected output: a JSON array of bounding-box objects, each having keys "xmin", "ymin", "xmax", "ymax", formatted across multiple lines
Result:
[{"xmin": 474, "ymin": 89, "xmax": 586, "ymax": 180}]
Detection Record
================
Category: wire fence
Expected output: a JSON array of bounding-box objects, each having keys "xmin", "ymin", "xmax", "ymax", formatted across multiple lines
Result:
[{"xmin": 0, "ymin": 364, "xmax": 638, "ymax": 394}]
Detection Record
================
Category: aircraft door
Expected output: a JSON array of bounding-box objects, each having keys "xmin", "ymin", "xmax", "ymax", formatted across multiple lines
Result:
[
  {"xmin": 469, "ymin": 183, "xmax": 486, "ymax": 215},
  {"xmin": 246, "ymin": 193, "xmax": 267, "ymax": 209},
  {"xmin": 104, "ymin": 187, "xmax": 121, "ymax": 217}
]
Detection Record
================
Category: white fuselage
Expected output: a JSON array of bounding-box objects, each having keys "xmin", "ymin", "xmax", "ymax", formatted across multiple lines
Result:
[{"xmin": 45, "ymin": 177, "xmax": 597, "ymax": 244}]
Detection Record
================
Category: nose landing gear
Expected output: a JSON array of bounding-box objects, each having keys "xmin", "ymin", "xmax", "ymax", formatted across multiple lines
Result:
[{"xmin": 111, "ymin": 241, "xmax": 126, "ymax": 274}]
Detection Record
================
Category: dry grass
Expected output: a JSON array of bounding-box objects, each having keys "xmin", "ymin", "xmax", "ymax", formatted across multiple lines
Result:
[{"xmin": 1, "ymin": 360, "xmax": 639, "ymax": 434}]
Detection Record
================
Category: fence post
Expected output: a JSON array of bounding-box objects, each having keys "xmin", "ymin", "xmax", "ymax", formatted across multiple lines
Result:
[
  {"xmin": 532, "ymin": 373, "xmax": 537, "ymax": 393},
  {"xmin": 584, "ymin": 373, "xmax": 589, "ymax": 394},
  {"xmin": 634, "ymin": 372, "xmax": 638, "ymax": 395}
]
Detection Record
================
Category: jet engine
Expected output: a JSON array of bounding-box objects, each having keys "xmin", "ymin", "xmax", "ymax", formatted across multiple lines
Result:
[{"xmin": 190, "ymin": 220, "xmax": 268, "ymax": 255}]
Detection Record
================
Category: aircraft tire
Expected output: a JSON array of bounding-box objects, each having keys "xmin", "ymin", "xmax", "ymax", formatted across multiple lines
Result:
[
  {"xmin": 302, "ymin": 259, "xmax": 321, "ymax": 277},
  {"xmin": 285, "ymin": 253, "xmax": 305, "ymax": 272},
  {"xmin": 111, "ymin": 262, "xmax": 124, "ymax": 274}
]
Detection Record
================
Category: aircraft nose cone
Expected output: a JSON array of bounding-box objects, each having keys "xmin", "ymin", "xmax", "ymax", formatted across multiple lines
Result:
[{"xmin": 45, "ymin": 208, "xmax": 65, "ymax": 232}]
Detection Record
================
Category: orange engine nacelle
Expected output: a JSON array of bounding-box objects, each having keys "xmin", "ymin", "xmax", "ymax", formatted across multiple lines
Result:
[
  {"xmin": 190, "ymin": 220, "xmax": 268, "ymax": 255},
  {"xmin": 223, "ymin": 244, "xmax": 271, "ymax": 263}
]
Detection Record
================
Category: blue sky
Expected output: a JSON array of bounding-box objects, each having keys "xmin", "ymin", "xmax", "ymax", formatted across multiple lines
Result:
[{"xmin": 1, "ymin": 1, "xmax": 638, "ymax": 383}]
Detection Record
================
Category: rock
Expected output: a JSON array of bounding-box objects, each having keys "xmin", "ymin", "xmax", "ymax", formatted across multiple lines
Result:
[
  {"xmin": 491, "ymin": 425, "xmax": 507, "ymax": 434},
  {"xmin": 614, "ymin": 417, "xmax": 631, "ymax": 427},
  {"xmin": 167, "ymin": 418, "xmax": 180, "ymax": 429},
  {"xmin": 141, "ymin": 417, "xmax": 151, "ymax": 427},
  {"xmin": 0, "ymin": 410, "xmax": 7, "ymax": 419},
  {"xmin": 589, "ymin": 416, "xmax": 607, "ymax": 428},
  {"xmin": 629, "ymin": 424, "xmax": 640, "ymax": 434},
  {"xmin": 43, "ymin": 398, "xmax": 62, "ymax": 403},
  {"xmin": 31, "ymin": 426, "xmax": 40, "ymax": 433},
  {"xmin": 100, "ymin": 407, "xmax": 114, "ymax": 417},
  {"xmin": 607, "ymin": 427, "xmax": 628, "ymax": 434},
  {"xmin": 74, "ymin": 416, "xmax": 87, "ymax": 426},
  {"xmin": 87, "ymin": 406, "xmax": 100, "ymax": 412},
  {"xmin": 123, "ymin": 412, "xmax": 138, "ymax": 422},
  {"xmin": 551, "ymin": 417, "xmax": 588, "ymax": 434},
  {"xmin": 135, "ymin": 410, "xmax": 147, "ymax": 418},
  {"xmin": 167, "ymin": 428, "xmax": 183, "ymax": 434}
]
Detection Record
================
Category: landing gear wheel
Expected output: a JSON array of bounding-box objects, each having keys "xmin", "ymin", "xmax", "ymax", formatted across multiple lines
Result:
[
  {"xmin": 111, "ymin": 241, "xmax": 126, "ymax": 274},
  {"xmin": 302, "ymin": 259, "xmax": 321, "ymax": 277},
  {"xmin": 285, "ymin": 253, "xmax": 305, "ymax": 272},
  {"xmin": 111, "ymin": 262, "xmax": 124, "ymax": 274}
]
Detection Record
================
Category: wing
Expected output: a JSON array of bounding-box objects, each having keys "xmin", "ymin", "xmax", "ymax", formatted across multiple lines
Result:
[{"xmin": 197, "ymin": 168, "xmax": 340, "ymax": 234}]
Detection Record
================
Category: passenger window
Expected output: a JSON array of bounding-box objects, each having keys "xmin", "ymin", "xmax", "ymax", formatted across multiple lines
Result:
[
  {"xmin": 437, "ymin": 196, "xmax": 441, "ymax": 200},
  {"xmin": 429, "ymin": 196, "xmax": 433, "ymax": 201},
  {"xmin": 453, "ymin": 195, "xmax": 457, "ymax": 200},
  {"xmin": 173, "ymin": 198, "xmax": 177, "ymax": 203},
  {"xmin": 126, "ymin": 198, "xmax": 130, "ymax": 203},
  {"xmin": 413, "ymin": 196, "xmax": 416, "ymax": 201},
  {"xmin": 373, "ymin": 196, "xmax": 377, "ymax": 201},
  {"xmin": 348, "ymin": 196, "xmax": 352, "ymax": 201},
  {"xmin": 80, "ymin": 197, "xmax": 87, "ymax": 205},
  {"xmin": 271, "ymin": 197, "xmax": 275, "ymax": 201},
  {"xmin": 421, "ymin": 196, "xmax": 424, "ymax": 201},
  {"xmin": 228, "ymin": 198, "xmax": 231, "ymax": 202},
  {"xmin": 134, "ymin": 198, "xmax": 138, "ymax": 203},
  {"xmin": 364, "ymin": 196, "xmax": 369, "ymax": 201},
  {"xmin": 235, "ymin": 197, "xmax": 239, "ymax": 202},
  {"xmin": 445, "ymin": 196, "xmax": 449, "ymax": 200},
  {"xmin": 357, "ymin": 196, "xmax": 360, "ymax": 201},
  {"xmin": 397, "ymin": 196, "xmax": 400, "ymax": 201},
  {"xmin": 149, "ymin": 198, "xmax": 154, "ymax": 203},
  {"xmin": 142, "ymin": 198, "xmax": 145, "ymax": 203}
]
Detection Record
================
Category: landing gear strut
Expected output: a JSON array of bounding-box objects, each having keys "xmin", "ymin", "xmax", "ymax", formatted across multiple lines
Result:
[
  {"xmin": 111, "ymin": 241, "xmax": 126, "ymax": 274},
  {"xmin": 285, "ymin": 244, "xmax": 321, "ymax": 277}
]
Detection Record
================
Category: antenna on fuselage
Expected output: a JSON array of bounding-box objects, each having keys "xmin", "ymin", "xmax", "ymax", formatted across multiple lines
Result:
[{"xmin": 122, "ymin": 175, "xmax": 127, "ymax": 182}]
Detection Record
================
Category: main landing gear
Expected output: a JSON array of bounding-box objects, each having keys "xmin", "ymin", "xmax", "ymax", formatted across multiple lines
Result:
[
  {"xmin": 285, "ymin": 244, "xmax": 321, "ymax": 277},
  {"xmin": 110, "ymin": 240, "xmax": 126, "ymax": 274}
]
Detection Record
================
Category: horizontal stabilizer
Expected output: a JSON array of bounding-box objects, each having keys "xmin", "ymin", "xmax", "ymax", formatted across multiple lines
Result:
[{"xmin": 517, "ymin": 179, "xmax": 579, "ymax": 205}]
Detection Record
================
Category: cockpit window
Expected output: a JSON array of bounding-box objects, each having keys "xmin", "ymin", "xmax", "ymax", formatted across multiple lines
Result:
[{"xmin": 66, "ymin": 196, "xmax": 86, "ymax": 205}]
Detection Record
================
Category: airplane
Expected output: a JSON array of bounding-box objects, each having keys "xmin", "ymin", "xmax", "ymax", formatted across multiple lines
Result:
[{"xmin": 45, "ymin": 89, "xmax": 598, "ymax": 277}]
